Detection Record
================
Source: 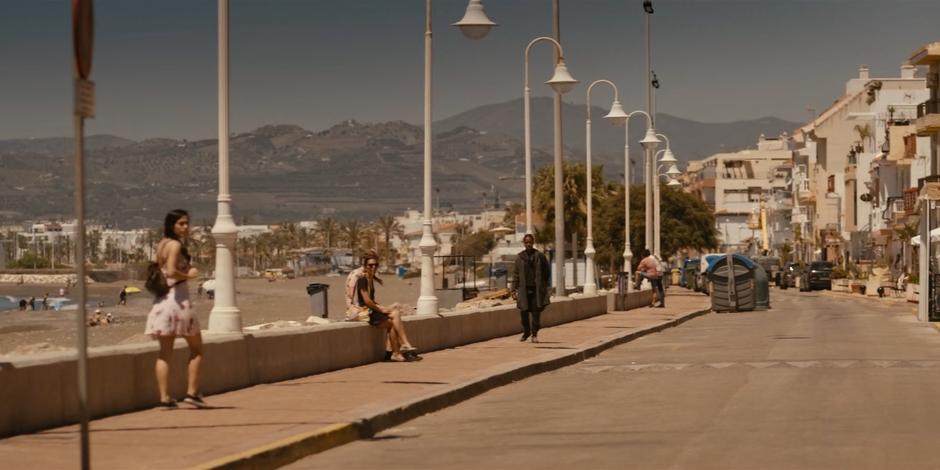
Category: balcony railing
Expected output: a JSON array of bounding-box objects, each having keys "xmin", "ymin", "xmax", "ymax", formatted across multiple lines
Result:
[
  {"xmin": 917, "ymin": 99, "xmax": 940, "ymax": 118},
  {"xmin": 903, "ymin": 187, "xmax": 919, "ymax": 212}
]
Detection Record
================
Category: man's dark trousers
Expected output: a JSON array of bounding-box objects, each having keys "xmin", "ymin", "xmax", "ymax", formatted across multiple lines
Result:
[{"xmin": 520, "ymin": 288, "xmax": 543, "ymax": 336}]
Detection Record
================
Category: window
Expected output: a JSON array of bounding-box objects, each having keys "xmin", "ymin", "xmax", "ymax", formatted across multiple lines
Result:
[{"xmin": 827, "ymin": 175, "xmax": 835, "ymax": 193}]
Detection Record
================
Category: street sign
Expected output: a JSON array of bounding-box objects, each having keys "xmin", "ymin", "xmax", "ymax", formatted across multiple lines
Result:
[
  {"xmin": 74, "ymin": 79, "xmax": 95, "ymax": 118},
  {"xmin": 72, "ymin": 0, "xmax": 93, "ymax": 80}
]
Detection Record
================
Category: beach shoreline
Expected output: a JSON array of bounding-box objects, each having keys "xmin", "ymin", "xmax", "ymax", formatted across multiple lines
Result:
[{"xmin": 0, "ymin": 274, "xmax": 422, "ymax": 356}]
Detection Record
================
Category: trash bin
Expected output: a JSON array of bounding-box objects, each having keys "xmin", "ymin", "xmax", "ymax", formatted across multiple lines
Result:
[
  {"xmin": 306, "ymin": 283, "xmax": 329, "ymax": 318},
  {"xmin": 671, "ymin": 268, "xmax": 680, "ymax": 286},
  {"xmin": 707, "ymin": 253, "xmax": 756, "ymax": 312},
  {"xmin": 754, "ymin": 265, "xmax": 770, "ymax": 311},
  {"xmin": 614, "ymin": 271, "xmax": 630, "ymax": 310}
]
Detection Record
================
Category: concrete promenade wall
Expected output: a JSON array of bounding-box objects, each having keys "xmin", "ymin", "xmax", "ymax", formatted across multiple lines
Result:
[{"xmin": 0, "ymin": 291, "xmax": 650, "ymax": 438}]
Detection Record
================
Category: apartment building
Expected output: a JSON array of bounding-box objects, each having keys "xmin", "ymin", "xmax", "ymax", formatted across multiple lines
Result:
[
  {"xmin": 685, "ymin": 135, "xmax": 794, "ymax": 255},
  {"xmin": 794, "ymin": 64, "xmax": 929, "ymax": 264}
]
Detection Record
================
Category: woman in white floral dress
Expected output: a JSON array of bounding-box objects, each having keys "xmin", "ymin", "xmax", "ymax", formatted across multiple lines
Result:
[{"xmin": 145, "ymin": 209, "xmax": 208, "ymax": 409}]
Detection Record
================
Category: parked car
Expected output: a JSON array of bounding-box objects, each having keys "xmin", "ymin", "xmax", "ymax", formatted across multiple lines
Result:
[
  {"xmin": 697, "ymin": 253, "xmax": 725, "ymax": 295},
  {"xmin": 807, "ymin": 261, "xmax": 834, "ymax": 290},
  {"xmin": 779, "ymin": 262, "xmax": 801, "ymax": 289}
]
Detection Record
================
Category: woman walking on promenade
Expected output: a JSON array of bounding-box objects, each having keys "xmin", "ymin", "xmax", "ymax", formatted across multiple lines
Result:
[{"xmin": 145, "ymin": 209, "xmax": 208, "ymax": 409}]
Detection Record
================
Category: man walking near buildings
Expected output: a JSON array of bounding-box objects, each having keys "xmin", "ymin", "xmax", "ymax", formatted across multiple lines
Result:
[
  {"xmin": 635, "ymin": 249, "xmax": 666, "ymax": 308},
  {"xmin": 512, "ymin": 234, "xmax": 551, "ymax": 343}
]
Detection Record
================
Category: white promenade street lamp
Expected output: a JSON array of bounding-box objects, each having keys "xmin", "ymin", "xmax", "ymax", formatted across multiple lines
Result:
[
  {"xmin": 584, "ymin": 79, "xmax": 627, "ymax": 295},
  {"xmin": 417, "ymin": 0, "xmax": 496, "ymax": 317},
  {"xmin": 622, "ymin": 111, "xmax": 659, "ymax": 289},
  {"xmin": 653, "ymin": 134, "xmax": 680, "ymax": 259},
  {"xmin": 209, "ymin": 0, "xmax": 241, "ymax": 333},
  {"xmin": 523, "ymin": 36, "xmax": 578, "ymax": 237}
]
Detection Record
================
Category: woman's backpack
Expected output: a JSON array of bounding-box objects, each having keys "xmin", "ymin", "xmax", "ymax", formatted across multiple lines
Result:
[{"xmin": 144, "ymin": 262, "xmax": 170, "ymax": 298}]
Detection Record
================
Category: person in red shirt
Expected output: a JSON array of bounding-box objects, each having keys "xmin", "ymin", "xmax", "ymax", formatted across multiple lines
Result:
[{"xmin": 635, "ymin": 249, "xmax": 665, "ymax": 308}]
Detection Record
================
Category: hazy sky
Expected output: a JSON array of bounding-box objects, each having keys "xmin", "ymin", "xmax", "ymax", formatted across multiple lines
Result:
[{"xmin": 2, "ymin": 0, "xmax": 939, "ymax": 140}]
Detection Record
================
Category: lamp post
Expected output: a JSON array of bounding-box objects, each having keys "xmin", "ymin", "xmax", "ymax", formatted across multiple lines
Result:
[
  {"xmin": 653, "ymin": 133, "xmax": 677, "ymax": 258},
  {"xmin": 522, "ymin": 37, "xmax": 578, "ymax": 237},
  {"xmin": 208, "ymin": 0, "xmax": 241, "ymax": 333},
  {"xmin": 622, "ymin": 111, "xmax": 659, "ymax": 287},
  {"xmin": 643, "ymin": 0, "xmax": 656, "ymax": 256},
  {"xmin": 653, "ymin": 144, "xmax": 680, "ymax": 259},
  {"xmin": 584, "ymin": 80, "xmax": 628, "ymax": 295},
  {"xmin": 417, "ymin": 0, "xmax": 497, "ymax": 317}
]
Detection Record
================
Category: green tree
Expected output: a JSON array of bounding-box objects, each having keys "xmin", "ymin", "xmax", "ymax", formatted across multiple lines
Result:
[
  {"xmin": 316, "ymin": 217, "xmax": 339, "ymax": 253},
  {"xmin": 376, "ymin": 214, "xmax": 402, "ymax": 270},
  {"xmin": 453, "ymin": 229, "xmax": 496, "ymax": 259},
  {"xmin": 339, "ymin": 219, "xmax": 364, "ymax": 254}
]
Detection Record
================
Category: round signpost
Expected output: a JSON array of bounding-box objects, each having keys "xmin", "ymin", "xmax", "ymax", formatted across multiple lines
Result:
[
  {"xmin": 72, "ymin": 0, "xmax": 93, "ymax": 80},
  {"xmin": 71, "ymin": 2, "xmax": 93, "ymax": 469}
]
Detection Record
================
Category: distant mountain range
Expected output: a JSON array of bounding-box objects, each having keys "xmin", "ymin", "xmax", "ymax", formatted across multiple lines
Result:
[{"xmin": 0, "ymin": 98, "xmax": 799, "ymax": 228}]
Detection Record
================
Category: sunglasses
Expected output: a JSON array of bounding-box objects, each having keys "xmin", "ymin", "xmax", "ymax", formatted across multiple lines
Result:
[{"xmin": 366, "ymin": 263, "xmax": 379, "ymax": 268}]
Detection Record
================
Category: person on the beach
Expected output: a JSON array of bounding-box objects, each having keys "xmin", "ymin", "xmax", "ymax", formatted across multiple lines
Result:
[
  {"xmin": 28, "ymin": 296, "xmax": 36, "ymax": 311},
  {"xmin": 353, "ymin": 252, "xmax": 420, "ymax": 362},
  {"xmin": 144, "ymin": 209, "xmax": 208, "ymax": 409},
  {"xmin": 18, "ymin": 299, "xmax": 27, "ymax": 311},
  {"xmin": 41, "ymin": 293, "xmax": 49, "ymax": 311},
  {"xmin": 512, "ymin": 233, "xmax": 551, "ymax": 343},
  {"xmin": 119, "ymin": 286, "xmax": 127, "ymax": 305}
]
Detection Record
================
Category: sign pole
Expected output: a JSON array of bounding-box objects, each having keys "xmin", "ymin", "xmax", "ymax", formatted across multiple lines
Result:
[{"xmin": 72, "ymin": 1, "xmax": 94, "ymax": 468}]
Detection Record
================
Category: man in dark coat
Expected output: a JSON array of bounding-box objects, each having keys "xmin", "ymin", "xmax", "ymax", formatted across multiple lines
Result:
[{"xmin": 512, "ymin": 234, "xmax": 551, "ymax": 343}]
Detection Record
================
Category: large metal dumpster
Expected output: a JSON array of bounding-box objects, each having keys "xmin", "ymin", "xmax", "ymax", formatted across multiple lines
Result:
[
  {"xmin": 707, "ymin": 254, "xmax": 756, "ymax": 312},
  {"xmin": 754, "ymin": 265, "xmax": 770, "ymax": 310}
]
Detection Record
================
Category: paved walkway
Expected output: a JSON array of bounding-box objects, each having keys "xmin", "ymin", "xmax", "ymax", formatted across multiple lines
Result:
[{"xmin": 0, "ymin": 291, "xmax": 709, "ymax": 470}]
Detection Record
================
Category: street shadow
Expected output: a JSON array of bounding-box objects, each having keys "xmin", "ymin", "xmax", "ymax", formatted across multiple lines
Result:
[
  {"xmin": 381, "ymin": 380, "xmax": 449, "ymax": 385},
  {"xmin": 37, "ymin": 420, "xmax": 333, "ymax": 435},
  {"xmin": 369, "ymin": 433, "xmax": 422, "ymax": 441}
]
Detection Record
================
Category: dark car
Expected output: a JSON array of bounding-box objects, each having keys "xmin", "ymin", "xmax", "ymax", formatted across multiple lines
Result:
[
  {"xmin": 780, "ymin": 262, "xmax": 803, "ymax": 289},
  {"xmin": 807, "ymin": 261, "xmax": 834, "ymax": 290}
]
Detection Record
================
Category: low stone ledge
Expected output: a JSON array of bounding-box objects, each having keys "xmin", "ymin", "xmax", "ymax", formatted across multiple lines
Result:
[{"xmin": 0, "ymin": 291, "xmax": 638, "ymax": 438}]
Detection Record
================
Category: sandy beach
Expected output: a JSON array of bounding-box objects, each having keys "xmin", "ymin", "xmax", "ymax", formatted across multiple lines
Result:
[{"xmin": 0, "ymin": 274, "xmax": 422, "ymax": 356}]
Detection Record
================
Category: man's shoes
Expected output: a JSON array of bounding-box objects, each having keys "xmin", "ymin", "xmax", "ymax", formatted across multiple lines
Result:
[
  {"xmin": 531, "ymin": 335, "xmax": 539, "ymax": 344},
  {"xmin": 383, "ymin": 350, "xmax": 393, "ymax": 362},
  {"xmin": 520, "ymin": 333, "xmax": 530, "ymax": 342}
]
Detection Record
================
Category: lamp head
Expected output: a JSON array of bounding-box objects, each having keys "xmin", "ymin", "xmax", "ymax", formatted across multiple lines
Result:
[
  {"xmin": 666, "ymin": 178, "xmax": 681, "ymax": 187},
  {"xmin": 640, "ymin": 127, "xmax": 661, "ymax": 151},
  {"xmin": 603, "ymin": 100, "xmax": 628, "ymax": 125},
  {"xmin": 546, "ymin": 60, "xmax": 578, "ymax": 95},
  {"xmin": 665, "ymin": 163, "xmax": 681, "ymax": 177},
  {"xmin": 659, "ymin": 148, "xmax": 678, "ymax": 164},
  {"xmin": 452, "ymin": 0, "xmax": 497, "ymax": 40}
]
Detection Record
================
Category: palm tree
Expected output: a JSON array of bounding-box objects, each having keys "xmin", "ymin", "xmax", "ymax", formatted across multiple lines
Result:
[
  {"xmin": 316, "ymin": 217, "xmax": 339, "ymax": 254},
  {"xmin": 339, "ymin": 219, "xmax": 364, "ymax": 259},
  {"xmin": 376, "ymin": 215, "xmax": 402, "ymax": 270}
]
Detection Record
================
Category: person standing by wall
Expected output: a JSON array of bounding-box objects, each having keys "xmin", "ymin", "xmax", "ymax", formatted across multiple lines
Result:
[
  {"xmin": 635, "ymin": 249, "xmax": 666, "ymax": 308},
  {"xmin": 512, "ymin": 234, "xmax": 551, "ymax": 343}
]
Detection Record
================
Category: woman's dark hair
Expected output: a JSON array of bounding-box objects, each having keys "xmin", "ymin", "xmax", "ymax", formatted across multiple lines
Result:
[
  {"xmin": 163, "ymin": 209, "xmax": 191, "ymax": 262},
  {"xmin": 360, "ymin": 250, "xmax": 383, "ymax": 285}
]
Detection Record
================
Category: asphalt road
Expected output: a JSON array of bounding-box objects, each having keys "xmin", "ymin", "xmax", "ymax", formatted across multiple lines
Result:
[{"xmin": 286, "ymin": 290, "xmax": 940, "ymax": 470}]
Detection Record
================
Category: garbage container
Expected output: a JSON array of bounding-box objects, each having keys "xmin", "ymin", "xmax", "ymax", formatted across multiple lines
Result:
[
  {"xmin": 707, "ymin": 253, "xmax": 756, "ymax": 312},
  {"xmin": 306, "ymin": 283, "xmax": 329, "ymax": 318},
  {"xmin": 614, "ymin": 271, "xmax": 630, "ymax": 310},
  {"xmin": 754, "ymin": 265, "xmax": 770, "ymax": 311},
  {"xmin": 671, "ymin": 268, "xmax": 680, "ymax": 286}
]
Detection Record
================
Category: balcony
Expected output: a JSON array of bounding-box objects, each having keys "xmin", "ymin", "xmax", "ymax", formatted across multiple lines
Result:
[{"xmin": 915, "ymin": 99, "xmax": 940, "ymax": 135}]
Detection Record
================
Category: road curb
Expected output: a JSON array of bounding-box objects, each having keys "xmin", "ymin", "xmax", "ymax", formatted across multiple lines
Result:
[{"xmin": 193, "ymin": 307, "xmax": 711, "ymax": 469}]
